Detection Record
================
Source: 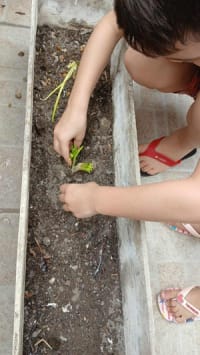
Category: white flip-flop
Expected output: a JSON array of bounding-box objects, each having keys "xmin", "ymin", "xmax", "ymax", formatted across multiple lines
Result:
[
  {"xmin": 158, "ymin": 286, "xmax": 200, "ymax": 323},
  {"xmin": 168, "ymin": 223, "xmax": 200, "ymax": 238}
]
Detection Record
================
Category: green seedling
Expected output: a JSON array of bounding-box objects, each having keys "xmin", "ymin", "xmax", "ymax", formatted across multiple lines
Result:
[
  {"xmin": 72, "ymin": 162, "xmax": 94, "ymax": 174},
  {"xmin": 41, "ymin": 60, "xmax": 78, "ymax": 122},
  {"xmin": 70, "ymin": 145, "xmax": 94, "ymax": 174}
]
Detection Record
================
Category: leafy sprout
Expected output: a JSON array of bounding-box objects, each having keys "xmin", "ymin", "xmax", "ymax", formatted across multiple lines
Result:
[
  {"xmin": 41, "ymin": 60, "xmax": 78, "ymax": 122},
  {"xmin": 70, "ymin": 145, "xmax": 94, "ymax": 174}
]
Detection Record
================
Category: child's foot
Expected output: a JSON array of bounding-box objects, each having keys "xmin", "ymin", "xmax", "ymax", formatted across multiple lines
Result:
[
  {"xmin": 159, "ymin": 287, "xmax": 200, "ymax": 323},
  {"xmin": 139, "ymin": 135, "xmax": 196, "ymax": 176},
  {"xmin": 168, "ymin": 222, "xmax": 200, "ymax": 237}
]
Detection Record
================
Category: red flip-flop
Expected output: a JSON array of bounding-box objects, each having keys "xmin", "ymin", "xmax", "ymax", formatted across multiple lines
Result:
[{"xmin": 139, "ymin": 136, "xmax": 196, "ymax": 176}]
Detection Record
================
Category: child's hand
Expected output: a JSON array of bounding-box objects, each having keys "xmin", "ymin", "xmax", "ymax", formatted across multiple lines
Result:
[
  {"xmin": 54, "ymin": 106, "xmax": 87, "ymax": 165},
  {"xmin": 59, "ymin": 182, "xmax": 99, "ymax": 218}
]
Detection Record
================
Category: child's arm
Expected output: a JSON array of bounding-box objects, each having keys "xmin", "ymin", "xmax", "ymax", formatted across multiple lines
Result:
[
  {"xmin": 59, "ymin": 161, "xmax": 200, "ymax": 223},
  {"xmin": 54, "ymin": 11, "xmax": 123, "ymax": 164}
]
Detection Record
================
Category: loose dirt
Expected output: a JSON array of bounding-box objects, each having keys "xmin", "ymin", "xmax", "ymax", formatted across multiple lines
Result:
[{"xmin": 23, "ymin": 25, "xmax": 124, "ymax": 355}]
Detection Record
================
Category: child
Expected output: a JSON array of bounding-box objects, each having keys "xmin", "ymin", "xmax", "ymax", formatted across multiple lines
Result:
[{"xmin": 54, "ymin": 1, "xmax": 200, "ymax": 323}]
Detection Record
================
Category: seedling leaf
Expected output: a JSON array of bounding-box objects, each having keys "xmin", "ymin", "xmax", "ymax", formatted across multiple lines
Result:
[
  {"xmin": 41, "ymin": 60, "xmax": 78, "ymax": 122},
  {"xmin": 72, "ymin": 162, "xmax": 94, "ymax": 174},
  {"xmin": 70, "ymin": 144, "xmax": 94, "ymax": 174}
]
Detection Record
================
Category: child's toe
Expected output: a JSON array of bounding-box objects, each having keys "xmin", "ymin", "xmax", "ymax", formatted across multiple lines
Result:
[{"xmin": 161, "ymin": 288, "xmax": 181, "ymax": 301}]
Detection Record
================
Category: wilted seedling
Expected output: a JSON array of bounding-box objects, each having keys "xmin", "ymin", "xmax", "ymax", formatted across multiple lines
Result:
[
  {"xmin": 70, "ymin": 145, "xmax": 94, "ymax": 174},
  {"xmin": 41, "ymin": 60, "xmax": 77, "ymax": 122}
]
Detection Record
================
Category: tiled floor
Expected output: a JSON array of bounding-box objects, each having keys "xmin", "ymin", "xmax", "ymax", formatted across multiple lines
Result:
[{"xmin": 0, "ymin": 1, "xmax": 31, "ymax": 353}]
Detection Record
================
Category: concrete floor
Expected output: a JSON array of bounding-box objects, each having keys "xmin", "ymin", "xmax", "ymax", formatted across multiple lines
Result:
[
  {"xmin": 135, "ymin": 83, "xmax": 200, "ymax": 355},
  {"xmin": 0, "ymin": 1, "xmax": 31, "ymax": 353}
]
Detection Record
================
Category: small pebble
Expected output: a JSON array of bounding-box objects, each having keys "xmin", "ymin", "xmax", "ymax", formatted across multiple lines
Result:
[
  {"xmin": 60, "ymin": 335, "xmax": 67, "ymax": 342},
  {"xmin": 100, "ymin": 117, "xmax": 110, "ymax": 130},
  {"xmin": 32, "ymin": 329, "xmax": 41, "ymax": 338},
  {"xmin": 47, "ymin": 303, "xmax": 57, "ymax": 308},
  {"xmin": 62, "ymin": 303, "xmax": 72, "ymax": 313},
  {"xmin": 49, "ymin": 277, "xmax": 55, "ymax": 285},
  {"xmin": 70, "ymin": 265, "xmax": 78, "ymax": 271},
  {"xmin": 43, "ymin": 236, "xmax": 51, "ymax": 247},
  {"xmin": 74, "ymin": 221, "xmax": 79, "ymax": 231}
]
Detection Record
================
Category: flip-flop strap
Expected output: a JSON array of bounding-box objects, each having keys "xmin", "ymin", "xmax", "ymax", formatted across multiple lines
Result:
[
  {"xmin": 182, "ymin": 224, "xmax": 200, "ymax": 238},
  {"xmin": 139, "ymin": 136, "xmax": 181, "ymax": 167},
  {"xmin": 177, "ymin": 286, "xmax": 200, "ymax": 317}
]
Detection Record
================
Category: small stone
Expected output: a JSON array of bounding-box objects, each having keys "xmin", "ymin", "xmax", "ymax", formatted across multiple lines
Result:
[
  {"xmin": 100, "ymin": 117, "xmax": 110, "ymax": 130},
  {"xmin": 60, "ymin": 335, "xmax": 67, "ymax": 342},
  {"xmin": 70, "ymin": 265, "xmax": 78, "ymax": 271},
  {"xmin": 43, "ymin": 237, "xmax": 51, "ymax": 247},
  {"xmin": 62, "ymin": 303, "xmax": 72, "ymax": 313},
  {"xmin": 15, "ymin": 90, "xmax": 22, "ymax": 99},
  {"xmin": 49, "ymin": 277, "xmax": 55, "ymax": 285},
  {"xmin": 74, "ymin": 221, "xmax": 79, "ymax": 231},
  {"xmin": 47, "ymin": 303, "xmax": 57, "ymax": 308},
  {"xmin": 32, "ymin": 329, "xmax": 41, "ymax": 338}
]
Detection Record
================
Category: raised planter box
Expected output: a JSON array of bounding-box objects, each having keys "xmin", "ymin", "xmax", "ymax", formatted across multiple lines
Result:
[{"xmin": 13, "ymin": 1, "xmax": 200, "ymax": 354}]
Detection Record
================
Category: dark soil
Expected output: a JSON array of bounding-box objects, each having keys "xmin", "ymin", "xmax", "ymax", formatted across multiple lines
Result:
[{"xmin": 23, "ymin": 26, "xmax": 124, "ymax": 355}]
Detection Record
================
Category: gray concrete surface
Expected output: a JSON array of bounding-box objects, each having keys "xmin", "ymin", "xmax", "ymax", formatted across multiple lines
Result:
[
  {"xmin": 38, "ymin": 0, "xmax": 112, "ymax": 26},
  {"xmin": 111, "ymin": 42, "xmax": 154, "ymax": 354},
  {"xmin": 135, "ymin": 83, "xmax": 200, "ymax": 355},
  {"xmin": 0, "ymin": 0, "xmax": 31, "ymax": 354}
]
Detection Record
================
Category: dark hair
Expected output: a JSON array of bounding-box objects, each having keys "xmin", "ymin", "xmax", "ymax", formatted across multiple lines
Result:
[{"xmin": 114, "ymin": 0, "xmax": 200, "ymax": 56}]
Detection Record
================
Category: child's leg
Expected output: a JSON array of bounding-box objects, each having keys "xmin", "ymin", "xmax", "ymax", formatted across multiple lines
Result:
[{"xmin": 124, "ymin": 47, "xmax": 200, "ymax": 175}]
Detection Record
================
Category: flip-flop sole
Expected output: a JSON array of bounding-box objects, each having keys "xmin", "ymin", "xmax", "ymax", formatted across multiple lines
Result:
[{"xmin": 157, "ymin": 294, "xmax": 175, "ymax": 322}]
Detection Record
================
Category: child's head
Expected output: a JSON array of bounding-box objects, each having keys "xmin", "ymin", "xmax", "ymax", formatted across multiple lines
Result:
[{"xmin": 114, "ymin": 0, "xmax": 200, "ymax": 57}]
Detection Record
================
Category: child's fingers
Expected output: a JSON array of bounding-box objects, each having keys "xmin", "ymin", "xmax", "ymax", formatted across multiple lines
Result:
[
  {"xmin": 54, "ymin": 136, "xmax": 71, "ymax": 165},
  {"xmin": 60, "ymin": 144, "xmax": 70, "ymax": 164}
]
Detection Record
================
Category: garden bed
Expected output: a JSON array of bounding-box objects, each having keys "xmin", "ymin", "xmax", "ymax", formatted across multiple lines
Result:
[{"xmin": 23, "ymin": 25, "xmax": 124, "ymax": 354}]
